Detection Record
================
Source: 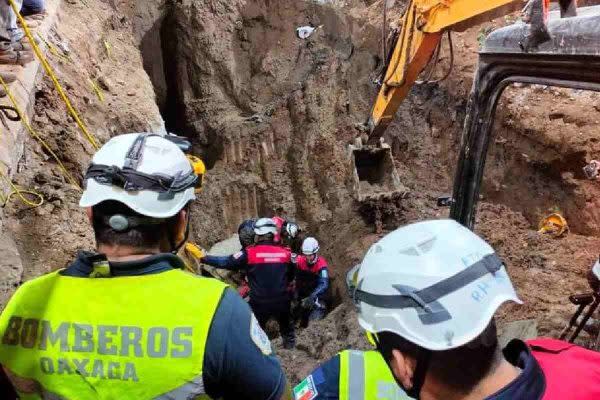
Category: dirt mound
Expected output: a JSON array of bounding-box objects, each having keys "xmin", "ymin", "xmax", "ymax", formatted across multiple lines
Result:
[{"xmin": 275, "ymin": 301, "xmax": 369, "ymax": 383}]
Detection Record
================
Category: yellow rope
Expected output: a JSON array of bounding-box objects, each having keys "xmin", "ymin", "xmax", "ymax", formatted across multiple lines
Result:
[
  {"xmin": 0, "ymin": 75, "xmax": 81, "ymax": 189},
  {"xmin": 0, "ymin": 168, "xmax": 43, "ymax": 208},
  {"xmin": 37, "ymin": 33, "xmax": 71, "ymax": 64},
  {"xmin": 89, "ymin": 78, "xmax": 104, "ymax": 102},
  {"xmin": 9, "ymin": 0, "xmax": 99, "ymax": 150}
]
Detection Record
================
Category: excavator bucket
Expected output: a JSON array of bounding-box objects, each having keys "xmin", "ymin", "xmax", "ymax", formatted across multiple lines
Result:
[{"xmin": 349, "ymin": 140, "xmax": 405, "ymax": 201}]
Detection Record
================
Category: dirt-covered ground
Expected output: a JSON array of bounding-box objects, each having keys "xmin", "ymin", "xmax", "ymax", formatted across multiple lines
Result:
[{"xmin": 0, "ymin": 0, "xmax": 599, "ymax": 386}]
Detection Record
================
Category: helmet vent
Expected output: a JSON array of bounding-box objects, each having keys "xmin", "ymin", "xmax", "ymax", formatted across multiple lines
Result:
[
  {"xmin": 418, "ymin": 238, "xmax": 436, "ymax": 253},
  {"xmin": 399, "ymin": 247, "xmax": 419, "ymax": 256}
]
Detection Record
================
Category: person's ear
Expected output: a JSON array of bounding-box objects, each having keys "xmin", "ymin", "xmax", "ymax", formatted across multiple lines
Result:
[
  {"xmin": 174, "ymin": 208, "xmax": 189, "ymax": 241},
  {"xmin": 389, "ymin": 349, "xmax": 415, "ymax": 390},
  {"xmin": 86, "ymin": 207, "xmax": 93, "ymax": 223}
]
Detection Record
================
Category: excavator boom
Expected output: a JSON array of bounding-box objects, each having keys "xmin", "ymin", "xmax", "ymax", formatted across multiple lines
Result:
[
  {"xmin": 368, "ymin": 0, "xmax": 526, "ymax": 141},
  {"xmin": 351, "ymin": 1, "xmax": 585, "ymax": 203}
]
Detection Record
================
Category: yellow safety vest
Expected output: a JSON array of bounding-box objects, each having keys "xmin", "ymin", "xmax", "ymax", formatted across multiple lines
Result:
[
  {"xmin": 0, "ymin": 268, "xmax": 227, "ymax": 400},
  {"xmin": 339, "ymin": 350, "xmax": 413, "ymax": 400}
]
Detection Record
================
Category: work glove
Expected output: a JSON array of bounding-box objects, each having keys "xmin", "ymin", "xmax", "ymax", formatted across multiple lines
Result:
[{"xmin": 301, "ymin": 296, "xmax": 315, "ymax": 309}]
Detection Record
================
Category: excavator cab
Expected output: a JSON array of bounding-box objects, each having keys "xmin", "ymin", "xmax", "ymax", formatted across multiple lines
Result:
[{"xmin": 450, "ymin": 4, "xmax": 600, "ymax": 227}]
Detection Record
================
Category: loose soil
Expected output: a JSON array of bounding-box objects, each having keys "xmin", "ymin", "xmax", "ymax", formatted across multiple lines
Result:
[{"xmin": 0, "ymin": 0, "xmax": 599, "ymax": 387}]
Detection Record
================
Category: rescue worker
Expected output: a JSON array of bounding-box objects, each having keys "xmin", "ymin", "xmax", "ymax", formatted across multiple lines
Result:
[
  {"xmin": 283, "ymin": 221, "xmax": 302, "ymax": 253},
  {"xmin": 272, "ymin": 216, "xmax": 286, "ymax": 244},
  {"xmin": 201, "ymin": 217, "xmax": 296, "ymax": 349},
  {"xmin": 295, "ymin": 219, "xmax": 600, "ymax": 400},
  {"xmin": 293, "ymin": 237, "xmax": 329, "ymax": 327},
  {"xmin": 238, "ymin": 218, "xmax": 256, "ymax": 248},
  {"xmin": 272, "ymin": 216, "xmax": 301, "ymax": 250},
  {"xmin": 236, "ymin": 219, "xmax": 255, "ymax": 298},
  {"xmin": 0, "ymin": 134, "xmax": 291, "ymax": 400}
]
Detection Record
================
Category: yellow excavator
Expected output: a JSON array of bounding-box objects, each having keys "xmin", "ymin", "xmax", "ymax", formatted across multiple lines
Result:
[
  {"xmin": 351, "ymin": 0, "xmax": 596, "ymax": 202},
  {"xmin": 358, "ymin": 0, "xmax": 600, "ymax": 347}
]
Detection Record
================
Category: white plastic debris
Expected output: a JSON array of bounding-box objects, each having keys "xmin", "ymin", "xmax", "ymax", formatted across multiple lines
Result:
[{"xmin": 296, "ymin": 26, "xmax": 318, "ymax": 40}]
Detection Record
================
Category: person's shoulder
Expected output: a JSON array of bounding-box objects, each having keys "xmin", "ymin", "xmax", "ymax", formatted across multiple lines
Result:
[
  {"xmin": 294, "ymin": 354, "xmax": 341, "ymax": 400},
  {"xmin": 212, "ymin": 287, "xmax": 249, "ymax": 317},
  {"xmin": 317, "ymin": 257, "xmax": 329, "ymax": 267}
]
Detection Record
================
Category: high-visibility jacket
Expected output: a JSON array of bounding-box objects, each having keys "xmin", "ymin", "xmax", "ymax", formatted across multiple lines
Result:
[
  {"xmin": 339, "ymin": 350, "xmax": 411, "ymax": 400},
  {"xmin": 0, "ymin": 269, "xmax": 227, "ymax": 399}
]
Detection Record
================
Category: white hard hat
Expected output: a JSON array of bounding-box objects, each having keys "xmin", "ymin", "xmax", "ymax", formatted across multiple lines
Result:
[
  {"xmin": 79, "ymin": 133, "xmax": 196, "ymax": 218},
  {"xmin": 593, "ymin": 258, "xmax": 600, "ymax": 281},
  {"xmin": 302, "ymin": 237, "xmax": 320, "ymax": 255},
  {"xmin": 254, "ymin": 218, "xmax": 278, "ymax": 236},
  {"xmin": 354, "ymin": 219, "xmax": 522, "ymax": 351},
  {"xmin": 285, "ymin": 222, "xmax": 299, "ymax": 239}
]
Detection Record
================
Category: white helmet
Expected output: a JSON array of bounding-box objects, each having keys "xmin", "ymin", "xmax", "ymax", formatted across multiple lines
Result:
[
  {"xmin": 79, "ymin": 133, "xmax": 197, "ymax": 218},
  {"xmin": 254, "ymin": 218, "xmax": 278, "ymax": 236},
  {"xmin": 354, "ymin": 219, "xmax": 522, "ymax": 351},
  {"xmin": 284, "ymin": 222, "xmax": 299, "ymax": 239},
  {"xmin": 302, "ymin": 237, "xmax": 320, "ymax": 255}
]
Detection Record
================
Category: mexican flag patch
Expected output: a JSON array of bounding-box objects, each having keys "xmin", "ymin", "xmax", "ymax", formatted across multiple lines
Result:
[{"xmin": 293, "ymin": 375, "xmax": 318, "ymax": 400}]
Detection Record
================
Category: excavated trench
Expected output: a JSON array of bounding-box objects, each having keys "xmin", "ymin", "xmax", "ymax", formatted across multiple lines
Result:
[
  {"xmin": 0, "ymin": 0, "xmax": 598, "ymax": 387},
  {"xmin": 481, "ymin": 85, "xmax": 600, "ymax": 236},
  {"xmin": 100, "ymin": 0, "xmax": 600, "ymax": 379},
  {"xmin": 133, "ymin": 0, "xmax": 394, "ymax": 267}
]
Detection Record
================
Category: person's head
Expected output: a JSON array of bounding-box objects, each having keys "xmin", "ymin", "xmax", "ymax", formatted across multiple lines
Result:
[
  {"xmin": 301, "ymin": 237, "xmax": 320, "ymax": 264},
  {"xmin": 282, "ymin": 221, "xmax": 300, "ymax": 241},
  {"xmin": 254, "ymin": 217, "xmax": 278, "ymax": 243},
  {"xmin": 350, "ymin": 219, "xmax": 522, "ymax": 399},
  {"xmin": 79, "ymin": 133, "xmax": 198, "ymax": 255},
  {"xmin": 238, "ymin": 219, "xmax": 256, "ymax": 249}
]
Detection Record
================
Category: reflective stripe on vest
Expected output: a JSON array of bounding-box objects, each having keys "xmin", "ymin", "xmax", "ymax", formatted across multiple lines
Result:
[
  {"xmin": 0, "ymin": 269, "xmax": 227, "ymax": 400},
  {"xmin": 339, "ymin": 350, "xmax": 412, "ymax": 400},
  {"xmin": 246, "ymin": 245, "xmax": 291, "ymax": 264}
]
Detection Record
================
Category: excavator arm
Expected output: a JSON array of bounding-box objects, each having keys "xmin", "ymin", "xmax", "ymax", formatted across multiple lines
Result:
[{"xmin": 368, "ymin": 0, "xmax": 528, "ymax": 142}]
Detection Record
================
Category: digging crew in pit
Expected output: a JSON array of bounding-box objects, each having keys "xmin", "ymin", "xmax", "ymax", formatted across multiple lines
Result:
[
  {"xmin": 236, "ymin": 219, "xmax": 255, "ymax": 298},
  {"xmin": 201, "ymin": 218, "xmax": 297, "ymax": 349},
  {"xmin": 295, "ymin": 220, "xmax": 600, "ymax": 400},
  {"xmin": 293, "ymin": 237, "xmax": 329, "ymax": 327},
  {"xmin": 0, "ymin": 134, "xmax": 291, "ymax": 400}
]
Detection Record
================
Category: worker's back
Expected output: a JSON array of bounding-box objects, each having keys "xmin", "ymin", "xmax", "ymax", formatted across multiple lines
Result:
[
  {"xmin": 0, "ymin": 266, "xmax": 226, "ymax": 399},
  {"xmin": 246, "ymin": 243, "xmax": 292, "ymax": 304}
]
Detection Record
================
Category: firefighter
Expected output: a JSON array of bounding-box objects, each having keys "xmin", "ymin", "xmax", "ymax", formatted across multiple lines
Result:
[
  {"xmin": 202, "ymin": 218, "xmax": 296, "ymax": 349},
  {"xmin": 295, "ymin": 219, "xmax": 600, "ymax": 400},
  {"xmin": 236, "ymin": 219, "xmax": 256, "ymax": 299},
  {"xmin": 0, "ymin": 134, "xmax": 291, "ymax": 399},
  {"xmin": 293, "ymin": 237, "xmax": 329, "ymax": 327}
]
